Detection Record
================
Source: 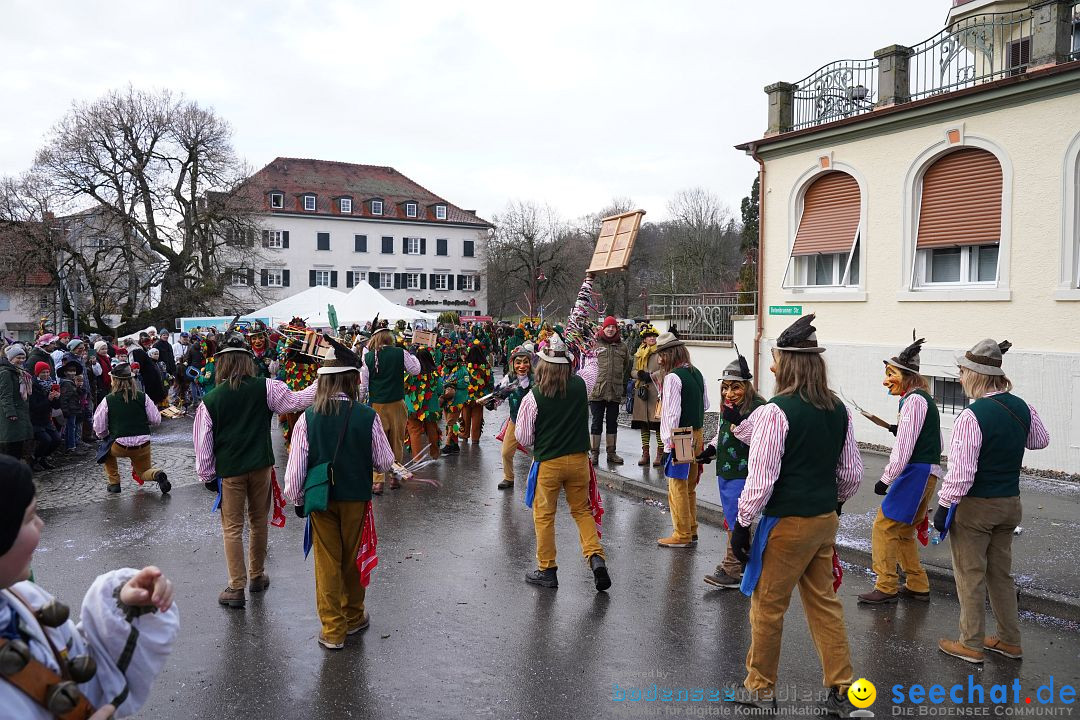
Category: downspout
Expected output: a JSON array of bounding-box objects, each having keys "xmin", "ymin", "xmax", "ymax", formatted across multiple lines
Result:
[{"xmin": 749, "ymin": 142, "xmax": 766, "ymax": 382}]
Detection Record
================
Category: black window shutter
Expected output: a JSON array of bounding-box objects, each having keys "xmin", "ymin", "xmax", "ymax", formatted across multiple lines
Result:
[
  {"xmin": 420, "ymin": 274, "xmax": 427, "ymax": 289},
  {"xmin": 247, "ymin": 230, "xmax": 256, "ymax": 247},
  {"xmin": 382, "ymin": 236, "xmax": 393, "ymax": 254},
  {"xmin": 330, "ymin": 271, "xmax": 338, "ymax": 287},
  {"xmin": 420, "ymin": 238, "xmax": 427, "ymax": 255},
  {"xmin": 247, "ymin": 268, "xmax": 255, "ymax": 285},
  {"xmin": 355, "ymin": 234, "xmax": 367, "ymax": 252},
  {"xmin": 225, "ymin": 228, "xmax": 234, "ymax": 245},
  {"xmin": 262, "ymin": 230, "xmax": 270, "ymax": 248},
  {"xmin": 401, "ymin": 238, "xmax": 408, "ymax": 254},
  {"xmin": 457, "ymin": 274, "xmax": 464, "ymax": 290},
  {"xmin": 394, "ymin": 273, "xmax": 403, "ymax": 290},
  {"xmin": 429, "ymin": 273, "xmax": 437, "ymax": 289},
  {"xmin": 282, "ymin": 231, "xmax": 289, "ymax": 248},
  {"xmin": 474, "ymin": 275, "xmax": 482, "ymax": 291},
  {"xmin": 309, "ymin": 270, "xmax": 316, "ymax": 287},
  {"xmin": 260, "ymin": 269, "xmax": 268, "ymax": 287},
  {"xmin": 283, "ymin": 269, "xmax": 290, "ymax": 287},
  {"xmin": 346, "ymin": 271, "xmax": 355, "ymax": 288},
  {"xmin": 437, "ymin": 238, "xmax": 447, "ymax": 256},
  {"xmin": 369, "ymin": 273, "xmax": 379, "ymax": 288}
]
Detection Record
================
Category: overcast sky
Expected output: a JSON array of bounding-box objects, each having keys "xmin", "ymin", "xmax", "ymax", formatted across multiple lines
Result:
[{"xmin": 1, "ymin": 0, "xmax": 950, "ymax": 223}]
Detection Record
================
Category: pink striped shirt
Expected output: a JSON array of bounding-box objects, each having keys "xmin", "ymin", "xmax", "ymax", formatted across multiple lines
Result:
[
  {"xmin": 880, "ymin": 392, "xmax": 943, "ymax": 484},
  {"xmin": 92, "ymin": 393, "xmax": 161, "ymax": 446},
  {"xmin": 283, "ymin": 397, "xmax": 395, "ymax": 504},
  {"xmin": 736, "ymin": 402, "xmax": 863, "ymax": 528},
  {"xmin": 659, "ymin": 367, "xmax": 711, "ymax": 449},
  {"xmin": 937, "ymin": 392, "xmax": 1049, "ymax": 507},
  {"xmin": 360, "ymin": 350, "xmax": 421, "ymax": 395},
  {"xmin": 515, "ymin": 355, "xmax": 598, "ymax": 449},
  {"xmin": 193, "ymin": 379, "xmax": 319, "ymax": 483}
]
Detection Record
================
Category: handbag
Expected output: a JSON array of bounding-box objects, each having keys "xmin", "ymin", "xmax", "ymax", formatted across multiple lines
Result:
[{"xmin": 301, "ymin": 401, "xmax": 353, "ymax": 516}]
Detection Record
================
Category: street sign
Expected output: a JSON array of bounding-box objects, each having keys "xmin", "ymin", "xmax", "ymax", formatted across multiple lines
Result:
[{"xmin": 768, "ymin": 305, "xmax": 802, "ymax": 316}]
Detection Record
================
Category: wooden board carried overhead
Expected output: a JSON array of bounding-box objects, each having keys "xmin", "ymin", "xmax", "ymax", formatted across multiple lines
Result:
[{"xmin": 587, "ymin": 209, "xmax": 646, "ymax": 274}]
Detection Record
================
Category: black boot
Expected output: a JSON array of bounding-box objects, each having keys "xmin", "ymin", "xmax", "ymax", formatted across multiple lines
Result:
[
  {"xmin": 525, "ymin": 567, "xmax": 558, "ymax": 588},
  {"xmin": 589, "ymin": 555, "xmax": 611, "ymax": 592},
  {"xmin": 154, "ymin": 470, "xmax": 171, "ymax": 495},
  {"xmin": 822, "ymin": 687, "xmax": 857, "ymax": 717}
]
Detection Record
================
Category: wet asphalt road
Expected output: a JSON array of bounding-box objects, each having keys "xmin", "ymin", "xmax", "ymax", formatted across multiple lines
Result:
[{"xmin": 32, "ymin": 405, "xmax": 1080, "ymax": 719}]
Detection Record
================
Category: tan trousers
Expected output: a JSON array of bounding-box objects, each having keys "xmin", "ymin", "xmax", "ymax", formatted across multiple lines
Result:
[
  {"xmin": 102, "ymin": 442, "xmax": 157, "ymax": 486},
  {"xmin": 500, "ymin": 419, "xmax": 517, "ymax": 483},
  {"xmin": 949, "ymin": 495, "xmax": 1022, "ymax": 650},
  {"xmin": 311, "ymin": 500, "xmax": 368, "ymax": 644},
  {"xmin": 406, "ymin": 417, "xmax": 440, "ymax": 460},
  {"xmin": 371, "ymin": 401, "xmax": 406, "ymax": 484},
  {"xmin": 666, "ymin": 429, "xmax": 703, "ymax": 542},
  {"xmin": 220, "ymin": 466, "xmax": 272, "ymax": 590},
  {"xmin": 461, "ymin": 401, "xmax": 483, "ymax": 442},
  {"xmin": 745, "ymin": 512, "xmax": 853, "ymax": 694},
  {"xmin": 444, "ymin": 407, "xmax": 463, "ymax": 443},
  {"xmin": 871, "ymin": 475, "xmax": 937, "ymax": 594},
  {"xmin": 533, "ymin": 452, "xmax": 604, "ymax": 569}
]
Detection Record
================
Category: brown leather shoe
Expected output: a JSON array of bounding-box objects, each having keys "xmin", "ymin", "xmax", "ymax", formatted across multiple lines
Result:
[
  {"xmin": 983, "ymin": 636, "xmax": 1022, "ymax": 659},
  {"xmin": 858, "ymin": 589, "xmax": 898, "ymax": 604},
  {"xmin": 218, "ymin": 587, "xmax": 246, "ymax": 608},
  {"xmin": 347, "ymin": 612, "xmax": 370, "ymax": 635},
  {"xmin": 938, "ymin": 638, "xmax": 984, "ymax": 664},
  {"xmin": 249, "ymin": 574, "xmax": 270, "ymax": 593},
  {"xmin": 899, "ymin": 586, "xmax": 931, "ymax": 602},
  {"xmin": 372, "ymin": 482, "xmax": 384, "ymax": 495}
]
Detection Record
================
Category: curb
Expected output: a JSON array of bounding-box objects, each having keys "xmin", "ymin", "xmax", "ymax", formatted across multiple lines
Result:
[{"xmin": 594, "ymin": 466, "xmax": 1080, "ymax": 623}]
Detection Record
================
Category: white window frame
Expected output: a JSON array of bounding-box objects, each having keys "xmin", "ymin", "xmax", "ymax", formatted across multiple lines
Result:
[
  {"xmin": 304, "ymin": 195, "xmax": 317, "ymax": 212},
  {"xmin": 350, "ymin": 270, "xmax": 367, "ymax": 286},
  {"xmin": 1058, "ymin": 129, "xmax": 1080, "ymax": 300},
  {"xmin": 266, "ymin": 269, "xmax": 284, "ymax": 287},
  {"xmin": 406, "ymin": 202, "xmax": 418, "ymax": 218},
  {"xmin": 340, "ymin": 198, "xmax": 352, "ymax": 214},
  {"xmin": 267, "ymin": 230, "xmax": 283, "ymax": 249},
  {"xmin": 406, "ymin": 273, "xmax": 421, "ymax": 290},
  {"xmin": 913, "ymin": 244, "xmax": 999, "ymax": 288},
  {"xmin": 435, "ymin": 205, "xmax": 447, "ymax": 220},
  {"xmin": 461, "ymin": 274, "xmax": 478, "ymax": 291},
  {"xmin": 379, "ymin": 272, "xmax": 393, "ymax": 290},
  {"xmin": 371, "ymin": 200, "xmax": 383, "ymax": 215},
  {"xmin": 231, "ymin": 270, "xmax": 249, "ymax": 287},
  {"xmin": 788, "ymin": 243, "xmax": 860, "ymax": 288},
  {"xmin": 433, "ymin": 273, "xmax": 449, "ymax": 291},
  {"xmin": 314, "ymin": 270, "xmax": 331, "ymax": 287},
  {"xmin": 270, "ymin": 193, "xmax": 283, "ymax": 209},
  {"xmin": 406, "ymin": 237, "xmax": 421, "ymax": 255}
]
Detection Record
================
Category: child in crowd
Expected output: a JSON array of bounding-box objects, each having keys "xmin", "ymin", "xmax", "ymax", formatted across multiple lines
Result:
[{"xmin": 28, "ymin": 362, "xmax": 61, "ymax": 470}]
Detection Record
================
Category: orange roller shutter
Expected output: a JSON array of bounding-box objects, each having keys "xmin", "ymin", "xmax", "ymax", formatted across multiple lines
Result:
[
  {"xmin": 791, "ymin": 172, "xmax": 861, "ymax": 256},
  {"xmin": 916, "ymin": 148, "xmax": 1002, "ymax": 249}
]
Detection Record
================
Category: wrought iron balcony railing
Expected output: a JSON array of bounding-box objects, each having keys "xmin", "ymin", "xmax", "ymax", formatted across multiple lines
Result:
[
  {"xmin": 791, "ymin": 58, "xmax": 879, "ymax": 132},
  {"xmin": 646, "ymin": 293, "xmax": 755, "ymax": 342}
]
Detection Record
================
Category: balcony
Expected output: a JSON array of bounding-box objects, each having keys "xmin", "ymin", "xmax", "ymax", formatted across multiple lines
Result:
[{"xmin": 766, "ymin": 0, "xmax": 1079, "ymax": 136}]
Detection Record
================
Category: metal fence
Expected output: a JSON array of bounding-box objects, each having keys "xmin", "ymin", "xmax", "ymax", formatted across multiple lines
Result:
[
  {"xmin": 909, "ymin": 8, "xmax": 1035, "ymax": 101},
  {"xmin": 791, "ymin": 58, "xmax": 879, "ymax": 131},
  {"xmin": 646, "ymin": 293, "xmax": 755, "ymax": 342}
]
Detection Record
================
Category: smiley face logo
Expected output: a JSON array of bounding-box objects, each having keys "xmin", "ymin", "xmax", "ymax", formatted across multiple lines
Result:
[{"xmin": 848, "ymin": 678, "xmax": 876, "ymax": 709}]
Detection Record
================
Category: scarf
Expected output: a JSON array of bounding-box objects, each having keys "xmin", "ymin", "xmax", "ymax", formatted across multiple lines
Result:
[{"xmin": 634, "ymin": 342, "xmax": 657, "ymax": 374}]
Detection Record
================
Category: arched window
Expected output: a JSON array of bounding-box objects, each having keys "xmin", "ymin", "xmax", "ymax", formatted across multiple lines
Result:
[
  {"xmin": 784, "ymin": 171, "xmax": 861, "ymax": 288},
  {"xmin": 1061, "ymin": 130, "xmax": 1080, "ymax": 299}
]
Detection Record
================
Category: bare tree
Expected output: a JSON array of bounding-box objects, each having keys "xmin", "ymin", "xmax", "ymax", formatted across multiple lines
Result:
[{"xmin": 664, "ymin": 187, "xmax": 741, "ymax": 294}]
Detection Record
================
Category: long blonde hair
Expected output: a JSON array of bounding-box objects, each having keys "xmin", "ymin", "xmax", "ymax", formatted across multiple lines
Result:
[
  {"xmin": 110, "ymin": 376, "xmax": 139, "ymax": 402},
  {"xmin": 535, "ymin": 360, "xmax": 571, "ymax": 398},
  {"xmin": 772, "ymin": 351, "xmax": 839, "ymax": 411},
  {"xmin": 960, "ymin": 368, "xmax": 1012, "ymax": 400},
  {"xmin": 215, "ymin": 352, "xmax": 255, "ymax": 390},
  {"xmin": 313, "ymin": 371, "xmax": 361, "ymax": 415},
  {"xmin": 367, "ymin": 331, "xmax": 394, "ymax": 353}
]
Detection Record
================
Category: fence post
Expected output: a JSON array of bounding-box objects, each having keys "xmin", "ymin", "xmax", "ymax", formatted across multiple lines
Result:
[
  {"xmin": 1030, "ymin": 0, "xmax": 1072, "ymax": 68},
  {"xmin": 764, "ymin": 82, "xmax": 795, "ymax": 135},
  {"xmin": 874, "ymin": 45, "xmax": 913, "ymax": 107}
]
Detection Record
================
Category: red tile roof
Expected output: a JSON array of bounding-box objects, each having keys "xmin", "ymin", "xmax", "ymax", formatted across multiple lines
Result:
[{"xmin": 246, "ymin": 157, "xmax": 492, "ymax": 227}]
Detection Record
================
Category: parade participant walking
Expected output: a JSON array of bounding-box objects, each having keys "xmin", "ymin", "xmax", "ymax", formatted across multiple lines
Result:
[
  {"xmin": 589, "ymin": 316, "xmax": 631, "ymax": 467},
  {"xmin": 440, "ymin": 349, "xmax": 469, "ymax": 455},
  {"xmin": 493, "ymin": 343, "xmax": 533, "ymax": 490},
  {"xmin": 730, "ymin": 314, "xmax": 862, "ymax": 715},
  {"xmin": 655, "ymin": 332, "xmax": 708, "ymax": 548},
  {"xmin": 696, "ymin": 351, "xmax": 765, "ymax": 588},
  {"xmin": 93, "ymin": 362, "xmax": 170, "ymax": 494},
  {"xmin": 0, "ymin": 455, "xmax": 179, "ymax": 720},
  {"xmin": 405, "ymin": 348, "xmax": 443, "ymax": 462},
  {"xmin": 193, "ymin": 333, "xmax": 319, "ymax": 609},
  {"xmin": 515, "ymin": 334, "xmax": 609, "ymax": 592},
  {"xmin": 0, "ymin": 345, "xmax": 32, "ymax": 461},
  {"xmin": 361, "ymin": 323, "xmax": 420, "ymax": 494},
  {"xmin": 935, "ymin": 339, "xmax": 1049, "ymax": 664},
  {"xmin": 630, "ymin": 325, "xmax": 663, "ymax": 467},
  {"xmin": 859, "ymin": 336, "xmax": 941, "ymax": 605},
  {"xmin": 284, "ymin": 338, "xmax": 395, "ymax": 650},
  {"xmin": 460, "ymin": 341, "xmax": 492, "ymax": 446}
]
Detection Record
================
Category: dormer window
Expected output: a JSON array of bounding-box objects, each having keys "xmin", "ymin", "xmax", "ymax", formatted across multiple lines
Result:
[
  {"xmin": 435, "ymin": 205, "xmax": 447, "ymax": 220},
  {"xmin": 371, "ymin": 200, "xmax": 383, "ymax": 215},
  {"xmin": 303, "ymin": 195, "xmax": 317, "ymax": 212},
  {"xmin": 340, "ymin": 198, "xmax": 352, "ymax": 214},
  {"xmin": 269, "ymin": 192, "xmax": 283, "ymax": 209},
  {"xmin": 406, "ymin": 202, "xmax": 418, "ymax": 218}
]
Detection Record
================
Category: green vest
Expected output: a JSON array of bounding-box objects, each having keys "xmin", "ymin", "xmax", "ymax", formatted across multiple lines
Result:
[
  {"xmin": 305, "ymin": 401, "xmax": 375, "ymax": 502},
  {"xmin": 717, "ymin": 395, "xmax": 766, "ymax": 480},
  {"xmin": 203, "ymin": 376, "xmax": 274, "ymax": 478},
  {"xmin": 365, "ymin": 347, "xmax": 405, "ymax": 403},
  {"xmin": 672, "ymin": 366, "xmax": 705, "ymax": 429},
  {"xmin": 531, "ymin": 376, "xmax": 590, "ymax": 462},
  {"xmin": 967, "ymin": 393, "xmax": 1030, "ymax": 498},
  {"xmin": 902, "ymin": 388, "xmax": 941, "ymax": 464},
  {"xmin": 106, "ymin": 392, "xmax": 150, "ymax": 438},
  {"xmin": 762, "ymin": 394, "xmax": 847, "ymax": 518}
]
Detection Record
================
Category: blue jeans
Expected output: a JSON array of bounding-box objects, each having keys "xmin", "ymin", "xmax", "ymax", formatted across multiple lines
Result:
[
  {"xmin": 65, "ymin": 415, "xmax": 80, "ymax": 450},
  {"xmin": 33, "ymin": 425, "xmax": 61, "ymax": 458}
]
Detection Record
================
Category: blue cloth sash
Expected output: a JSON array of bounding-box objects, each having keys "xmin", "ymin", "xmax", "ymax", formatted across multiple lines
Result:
[
  {"xmin": 936, "ymin": 503, "xmax": 959, "ymax": 543},
  {"xmin": 882, "ymin": 463, "xmax": 932, "ymax": 525},
  {"xmin": 524, "ymin": 460, "xmax": 540, "ymax": 508},
  {"xmin": 664, "ymin": 454, "xmax": 690, "ymax": 480},
  {"xmin": 211, "ymin": 476, "xmax": 222, "ymax": 513},
  {"xmin": 303, "ymin": 516, "xmax": 313, "ymax": 559},
  {"xmin": 717, "ymin": 477, "xmax": 746, "ymax": 530},
  {"xmin": 739, "ymin": 515, "xmax": 781, "ymax": 597}
]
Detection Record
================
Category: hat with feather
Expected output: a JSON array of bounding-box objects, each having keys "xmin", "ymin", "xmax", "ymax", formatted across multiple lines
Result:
[
  {"xmin": 884, "ymin": 331, "xmax": 925, "ymax": 375},
  {"xmin": 537, "ymin": 333, "xmax": 571, "ymax": 365},
  {"xmin": 214, "ymin": 315, "xmax": 253, "ymax": 356},
  {"xmin": 317, "ymin": 334, "xmax": 361, "ymax": 375},
  {"xmin": 720, "ymin": 343, "xmax": 753, "ymax": 381},
  {"xmin": 775, "ymin": 313, "xmax": 825, "ymax": 353},
  {"xmin": 956, "ymin": 338, "xmax": 1012, "ymax": 377}
]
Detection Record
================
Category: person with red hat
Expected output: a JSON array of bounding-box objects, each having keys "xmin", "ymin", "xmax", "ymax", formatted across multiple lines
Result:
[{"xmin": 589, "ymin": 316, "xmax": 631, "ymax": 466}]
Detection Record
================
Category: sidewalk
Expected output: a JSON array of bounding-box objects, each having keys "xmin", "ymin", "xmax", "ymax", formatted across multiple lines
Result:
[{"xmin": 597, "ymin": 425, "xmax": 1080, "ymax": 621}]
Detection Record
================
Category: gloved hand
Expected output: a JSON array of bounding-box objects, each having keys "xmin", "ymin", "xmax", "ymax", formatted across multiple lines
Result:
[
  {"xmin": 660, "ymin": 451, "xmax": 671, "ymax": 468},
  {"xmin": 721, "ymin": 403, "xmax": 743, "ymax": 426},
  {"xmin": 695, "ymin": 446, "xmax": 717, "ymax": 464},
  {"xmin": 204, "ymin": 479, "xmax": 219, "ymax": 494},
  {"xmin": 888, "ymin": 424, "xmax": 898, "ymax": 436},
  {"xmin": 637, "ymin": 370, "xmax": 651, "ymax": 382},
  {"xmin": 836, "ymin": 502, "xmax": 844, "ymax": 517},
  {"xmin": 874, "ymin": 480, "xmax": 889, "ymax": 496},
  {"xmin": 294, "ymin": 504, "xmax": 305, "ymax": 519},
  {"xmin": 731, "ymin": 522, "xmax": 752, "ymax": 564},
  {"xmin": 485, "ymin": 400, "xmax": 497, "ymax": 411},
  {"xmin": 933, "ymin": 505, "xmax": 950, "ymax": 533}
]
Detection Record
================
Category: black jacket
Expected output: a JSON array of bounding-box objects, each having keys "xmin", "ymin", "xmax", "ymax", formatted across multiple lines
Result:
[
  {"xmin": 29, "ymin": 382, "xmax": 60, "ymax": 427},
  {"xmin": 131, "ymin": 348, "xmax": 167, "ymax": 403},
  {"xmin": 154, "ymin": 339, "xmax": 176, "ymax": 376}
]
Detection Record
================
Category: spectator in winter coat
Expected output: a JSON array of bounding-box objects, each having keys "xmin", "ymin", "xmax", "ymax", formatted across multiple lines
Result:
[
  {"xmin": 0, "ymin": 345, "xmax": 33, "ymax": 461},
  {"xmin": 26, "ymin": 336, "xmax": 56, "ymax": 379},
  {"xmin": 154, "ymin": 330, "xmax": 177, "ymax": 376},
  {"xmin": 92, "ymin": 341, "xmax": 112, "ymax": 401},
  {"xmin": 28, "ymin": 362, "xmax": 62, "ymax": 470}
]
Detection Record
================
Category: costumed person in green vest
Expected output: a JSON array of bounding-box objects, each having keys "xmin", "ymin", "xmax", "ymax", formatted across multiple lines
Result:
[
  {"xmin": 514, "ymin": 333, "xmax": 608, "ymax": 591},
  {"xmin": 858, "ymin": 334, "xmax": 942, "ymax": 605},
  {"xmin": 92, "ymin": 362, "xmax": 170, "ymax": 495},
  {"xmin": 504, "ymin": 326, "xmax": 525, "ymax": 373},
  {"xmin": 630, "ymin": 324, "xmax": 663, "ymax": 467},
  {"xmin": 440, "ymin": 347, "xmax": 469, "ymax": 455},
  {"xmin": 729, "ymin": 314, "xmax": 863, "ymax": 715},
  {"xmin": 404, "ymin": 347, "xmax": 443, "ymax": 462},
  {"xmin": 284, "ymin": 337, "xmax": 395, "ymax": 650},
  {"xmin": 696, "ymin": 350, "xmax": 765, "ymax": 589},
  {"xmin": 193, "ymin": 331, "xmax": 319, "ymax": 609},
  {"xmin": 361, "ymin": 320, "xmax": 420, "ymax": 495},
  {"xmin": 934, "ymin": 339, "xmax": 1049, "ymax": 664},
  {"xmin": 491, "ymin": 342, "xmax": 534, "ymax": 490},
  {"xmin": 655, "ymin": 331, "xmax": 708, "ymax": 548}
]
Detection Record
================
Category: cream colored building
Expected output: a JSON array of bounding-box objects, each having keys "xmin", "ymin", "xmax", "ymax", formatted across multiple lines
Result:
[{"xmin": 738, "ymin": 0, "xmax": 1080, "ymax": 473}]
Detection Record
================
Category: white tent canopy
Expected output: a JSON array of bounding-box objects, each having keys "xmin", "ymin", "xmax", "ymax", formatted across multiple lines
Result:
[
  {"xmin": 252, "ymin": 285, "xmax": 428, "ymax": 328},
  {"xmin": 342, "ymin": 282, "xmax": 429, "ymax": 322}
]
